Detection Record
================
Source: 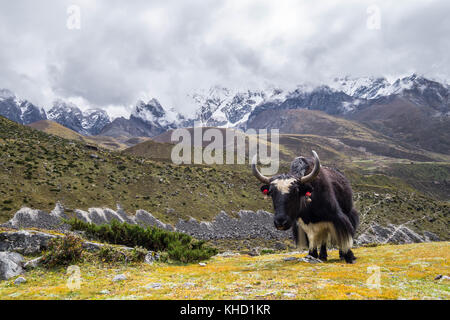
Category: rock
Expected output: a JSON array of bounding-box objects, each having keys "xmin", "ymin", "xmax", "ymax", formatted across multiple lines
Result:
[
  {"xmin": 112, "ymin": 274, "xmax": 127, "ymax": 282},
  {"xmin": 283, "ymin": 293, "xmax": 296, "ymax": 298},
  {"xmin": 283, "ymin": 257, "xmax": 297, "ymax": 262},
  {"xmin": 23, "ymin": 256, "xmax": 44, "ymax": 270},
  {"xmin": 175, "ymin": 210, "xmax": 291, "ymax": 241},
  {"xmin": 183, "ymin": 282, "xmax": 195, "ymax": 287},
  {"xmin": 0, "ymin": 252, "xmax": 24, "ymax": 280},
  {"xmin": 14, "ymin": 276, "xmax": 27, "ymax": 285},
  {"xmin": 145, "ymin": 283, "xmax": 162, "ymax": 289},
  {"xmin": 0, "ymin": 229, "xmax": 135, "ymax": 255},
  {"xmin": 82, "ymin": 241, "xmax": 106, "ymax": 252},
  {"xmin": 247, "ymin": 247, "xmax": 261, "ymax": 256},
  {"xmin": 144, "ymin": 251, "xmax": 160, "ymax": 264},
  {"xmin": 356, "ymin": 223, "xmax": 427, "ymax": 245},
  {"xmin": 2, "ymin": 207, "xmax": 290, "ymax": 242},
  {"xmin": 1, "ymin": 205, "xmax": 69, "ymax": 231},
  {"xmin": 274, "ymin": 242, "xmax": 287, "ymax": 251},
  {"xmin": 216, "ymin": 251, "xmax": 240, "ymax": 257},
  {"xmin": 423, "ymin": 231, "xmax": 440, "ymax": 242},
  {"xmin": 133, "ymin": 210, "xmax": 174, "ymax": 230},
  {"xmin": 298, "ymin": 255, "xmax": 323, "ymax": 264},
  {"xmin": 0, "ymin": 230, "xmax": 57, "ymax": 255}
]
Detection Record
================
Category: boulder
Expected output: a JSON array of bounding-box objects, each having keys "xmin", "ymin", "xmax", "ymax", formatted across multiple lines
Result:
[
  {"xmin": 144, "ymin": 251, "xmax": 160, "ymax": 264},
  {"xmin": 356, "ymin": 223, "xmax": 426, "ymax": 245},
  {"xmin": 1, "ymin": 203, "xmax": 69, "ymax": 231},
  {"xmin": 0, "ymin": 252, "xmax": 24, "ymax": 280},
  {"xmin": 14, "ymin": 276, "xmax": 27, "ymax": 285},
  {"xmin": 23, "ymin": 256, "xmax": 44, "ymax": 270},
  {"xmin": 0, "ymin": 230, "xmax": 57, "ymax": 255},
  {"xmin": 112, "ymin": 274, "xmax": 127, "ymax": 282}
]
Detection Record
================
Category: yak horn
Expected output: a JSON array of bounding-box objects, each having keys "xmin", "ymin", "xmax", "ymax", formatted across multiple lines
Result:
[
  {"xmin": 251, "ymin": 155, "xmax": 271, "ymax": 184},
  {"xmin": 300, "ymin": 150, "xmax": 321, "ymax": 183}
]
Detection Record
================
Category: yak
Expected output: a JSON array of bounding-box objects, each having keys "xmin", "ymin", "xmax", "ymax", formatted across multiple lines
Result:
[{"xmin": 252, "ymin": 150, "xmax": 359, "ymax": 263}]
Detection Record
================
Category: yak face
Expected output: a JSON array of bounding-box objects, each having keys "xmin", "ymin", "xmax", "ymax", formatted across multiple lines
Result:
[
  {"xmin": 261, "ymin": 175, "xmax": 314, "ymax": 231},
  {"xmin": 252, "ymin": 151, "xmax": 320, "ymax": 231},
  {"xmin": 261, "ymin": 176, "xmax": 301, "ymax": 230}
]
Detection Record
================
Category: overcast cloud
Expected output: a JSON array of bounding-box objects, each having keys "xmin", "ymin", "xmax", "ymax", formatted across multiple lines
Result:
[{"xmin": 0, "ymin": 0, "xmax": 449, "ymax": 117}]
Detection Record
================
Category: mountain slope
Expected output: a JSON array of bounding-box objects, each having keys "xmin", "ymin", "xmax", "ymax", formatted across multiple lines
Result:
[
  {"xmin": 192, "ymin": 75, "xmax": 449, "ymax": 154},
  {"xmin": 246, "ymin": 109, "xmax": 445, "ymax": 162},
  {"xmin": 347, "ymin": 96, "xmax": 450, "ymax": 154},
  {"xmin": 0, "ymin": 115, "xmax": 448, "ymax": 240},
  {"xmin": 27, "ymin": 120, "xmax": 128, "ymax": 150}
]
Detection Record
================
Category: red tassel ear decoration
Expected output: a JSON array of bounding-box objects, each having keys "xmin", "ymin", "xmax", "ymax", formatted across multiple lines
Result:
[{"xmin": 305, "ymin": 192, "xmax": 312, "ymax": 203}]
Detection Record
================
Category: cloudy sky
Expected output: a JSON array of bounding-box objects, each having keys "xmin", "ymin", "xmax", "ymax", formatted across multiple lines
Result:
[{"xmin": 0, "ymin": 0, "xmax": 449, "ymax": 117}]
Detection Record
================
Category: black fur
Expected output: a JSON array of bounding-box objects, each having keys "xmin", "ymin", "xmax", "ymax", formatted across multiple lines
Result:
[
  {"xmin": 319, "ymin": 244, "xmax": 327, "ymax": 261},
  {"xmin": 267, "ymin": 155, "xmax": 360, "ymax": 263}
]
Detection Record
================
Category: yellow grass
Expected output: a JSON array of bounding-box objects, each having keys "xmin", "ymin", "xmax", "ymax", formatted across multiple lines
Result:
[{"xmin": 0, "ymin": 242, "xmax": 448, "ymax": 300}]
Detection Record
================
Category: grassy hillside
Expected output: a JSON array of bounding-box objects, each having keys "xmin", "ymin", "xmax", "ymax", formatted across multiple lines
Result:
[
  {"xmin": 27, "ymin": 120, "xmax": 128, "ymax": 151},
  {"xmin": 0, "ymin": 115, "xmax": 448, "ymax": 239},
  {"xmin": 246, "ymin": 109, "xmax": 448, "ymax": 162},
  {"xmin": 1, "ymin": 242, "xmax": 448, "ymax": 300},
  {"xmin": 348, "ymin": 97, "xmax": 450, "ymax": 155}
]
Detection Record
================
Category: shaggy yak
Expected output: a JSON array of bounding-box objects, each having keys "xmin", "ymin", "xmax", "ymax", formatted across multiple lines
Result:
[{"xmin": 252, "ymin": 151, "xmax": 359, "ymax": 263}]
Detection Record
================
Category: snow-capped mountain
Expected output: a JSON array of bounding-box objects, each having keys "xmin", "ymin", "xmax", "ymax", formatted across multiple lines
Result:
[
  {"xmin": 0, "ymin": 89, "xmax": 47, "ymax": 125},
  {"xmin": 132, "ymin": 98, "xmax": 181, "ymax": 129},
  {"xmin": 191, "ymin": 74, "xmax": 449, "ymax": 130},
  {"xmin": 100, "ymin": 98, "xmax": 183, "ymax": 138},
  {"xmin": 1, "ymin": 73, "xmax": 448, "ymax": 145},
  {"xmin": 47, "ymin": 100, "xmax": 111, "ymax": 135},
  {"xmin": 190, "ymin": 86, "xmax": 287, "ymax": 128},
  {"xmin": 81, "ymin": 108, "xmax": 112, "ymax": 135}
]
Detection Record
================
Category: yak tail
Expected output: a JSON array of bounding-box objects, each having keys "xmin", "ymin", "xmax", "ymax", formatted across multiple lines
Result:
[
  {"xmin": 332, "ymin": 211, "xmax": 356, "ymax": 252},
  {"xmin": 348, "ymin": 208, "xmax": 360, "ymax": 230},
  {"xmin": 292, "ymin": 220, "xmax": 309, "ymax": 249}
]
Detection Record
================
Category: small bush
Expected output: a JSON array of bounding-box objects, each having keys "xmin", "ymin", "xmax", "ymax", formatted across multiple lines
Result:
[
  {"xmin": 98, "ymin": 245, "xmax": 127, "ymax": 263},
  {"xmin": 98, "ymin": 245, "xmax": 147, "ymax": 264},
  {"xmin": 129, "ymin": 246, "xmax": 147, "ymax": 262},
  {"xmin": 43, "ymin": 234, "xmax": 84, "ymax": 268},
  {"xmin": 65, "ymin": 218, "xmax": 217, "ymax": 263},
  {"xmin": 260, "ymin": 249, "xmax": 275, "ymax": 255}
]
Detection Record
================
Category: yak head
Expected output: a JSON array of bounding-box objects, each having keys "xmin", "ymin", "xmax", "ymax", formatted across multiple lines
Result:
[{"xmin": 252, "ymin": 151, "xmax": 321, "ymax": 231}]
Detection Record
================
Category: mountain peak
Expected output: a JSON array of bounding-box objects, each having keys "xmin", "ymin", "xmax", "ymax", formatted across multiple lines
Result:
[
  {"xmin": 0, "ymin": 88, "xmax": 15, "ymax": 100},
  {"xmin": 48, "ymin": 100, "xmax": 111, "ymax": 135}
]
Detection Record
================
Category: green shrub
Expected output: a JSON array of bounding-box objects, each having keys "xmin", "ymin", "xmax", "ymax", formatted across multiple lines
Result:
[
  {"xmin": 129, "ymin": 246, "xmax": 147, "ymax": 262},
  {"xmin": 97, "ymin": 245, "xmax": 146, "ymax": 263},
  {"xmin": 98, "ymin": 245, "xmax": 127, "ymax": 263},
  {"xmin": 43, "ymin": 234, "xmax": 84, "ymax": 267},
  {"xmin": 260, "ymin": 249, "xmax": 275, "ymax": 255},
  {"xmin": 65, "ymin": 218, "xmax": 217, "ymax": 263}
]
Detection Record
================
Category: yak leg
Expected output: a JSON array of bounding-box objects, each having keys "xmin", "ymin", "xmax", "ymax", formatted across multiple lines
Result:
[
  {"xmin": 308, "ymin": 247, "xmax": 318, "ymax": 258},
  {"xmin": 319, "ymin": 244, "xmax": 327, "ymax": 261},
  {"xmin": 307, "ymin": 234, "xmax": 319, "ymax": 258},
  {"xmin": 342, "ymin": 249, "xmax": 356, "ymax": 264}
]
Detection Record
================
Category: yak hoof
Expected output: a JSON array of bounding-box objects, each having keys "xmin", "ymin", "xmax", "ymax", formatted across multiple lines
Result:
[
  {"xmin": 343, "ymin": 250, "xmax": 357, "ymax": 264},
  {"xmin": 319, "ymin": 254, "xmax": 327, "ymax": 262}
]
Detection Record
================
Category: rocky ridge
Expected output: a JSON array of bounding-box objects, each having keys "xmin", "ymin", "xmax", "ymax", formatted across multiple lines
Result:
[{"xmin": 1, "ymin": 203, "xmax": 440, "ymax": 245}]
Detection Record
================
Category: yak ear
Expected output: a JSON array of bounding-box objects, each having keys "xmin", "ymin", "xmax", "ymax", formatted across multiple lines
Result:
[
  {"xmin": 260, "ymin": 184, "xmax": 270, "ymax": 194},
  {"xmin": 297, "ymin": 183, "xmax": 313, "ymax": 194}
]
